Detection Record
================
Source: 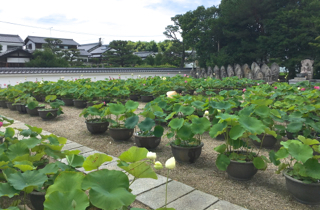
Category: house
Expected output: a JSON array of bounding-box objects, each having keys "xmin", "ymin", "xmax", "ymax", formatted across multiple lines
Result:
[
  {"xmin": 0, "ymin": 34, "xmax": 32, "ymax": 67},
  {"xmin": 24, "ymin": 36, "xmax": 79, "ymax": 51},
  {"xmin": 78, "ymin": 38, "xmax": 110, "ymax": 61},
  {"xmin": 133, "ymin": 51, "xmax": 157, "ymax": 60}
]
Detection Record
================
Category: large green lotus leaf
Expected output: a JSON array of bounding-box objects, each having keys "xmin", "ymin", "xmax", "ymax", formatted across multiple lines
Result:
[
  {"xmin": 216, "ymin": 154, "xmax": 230, "ymax": 171},
  {"xmin": 0, "ymin": 183, "xmax": 20, "ymax": 198},
  {"xmin": 209, "ymin": 101, "xmax": 233, "ymax": 110},
  {"xmin": 216, "ymin": 113, "xmax": 239, "ymax": 122},
  {"xmin": 286, "ymin": 121, "xmax": 303, "ymax": 133},
  {"xmin": 118, "ymin": 146, "xmax": 148, "ymax": 162},
  {"xmin": 214, "ymin": 144, "xmax": 227, "ymax": 154},
  {"xmin": 125, "ymin": 115, "xmax": 139, "ymax": 129},
  {"xmin": 229, "ymin": 125, "xmax": 245, "ymax": 140},
  {"xmin": 288, "ymin": 143, "xmax": 313, "ymax": 163},
  {"xmin": 270, "ymin": 109, "xmax": 281, "ymax": 118},
  {"xmin": 209, "ymin": 121, "xmax": 227, "ymax": 138},
  {"xmin": 264, "ymin": 127, "xmax": 277, "ymax": 138},
  {"xmin": 38, "ymin": 163, "xmax": 60, "ymax": 175},
  {"xmin": 191, "ymin": 117, "xmax": 211, "ymax": 135},
  {"xmin": 66, "ymin": 154, "xmax": 85, "ymax": 168},
  {"xmin": 250, "ymin": 99, "xmax": 273, "ymax": 106},
  {"xmin": 180, "ymin": 106, "xmax": 195, "ymax": 116},
  {"xmin": 165, "ymin": 112, "xmax": 176, "ymax": 121},
  {"xmin": 280, "ymin": 140, "xmax": 300, "ymax": 149},
  {"xmin": 20, "ymin": 137, "xmax": 41, "ymax": 149},
  {"xmin": 138, "ymin": 118, "xmax": 155, "ymax": 132},
  {"xmin": 7, "ymin": 170, "xmax": 47, "ymax": 191},
  {"xmin": 173, "ymin": 104, "xmax": 182, "ymax": 112},
  {"xmin": 47, "ymin": 135, "xmax": 60, "ymax": 145},
  {"xmin": 44, "ymin": 190, "xmax": 89, "ymax": 210},
  {"xmin": 109, "ymin": 103, "xmax": 126, "ymax": 116},
  {"xmin": 26, "ymin": 124, "xmax": 42, "ymax": 134},
  {"xmin": 177, "ymin": 124, "xmax": 193, "ymax": 140},
  {"xmin": 168, "ymin": 118, "xmax": 184, "ymax": 130},
  {"xmin": 81, "ymin": 170, "xmax": 135, "ymax": 210},
  {"xmin": 27, "ymin": 101, "xmax": 38, "ymax": 110},
  {"xmin": 20, "ymin": 129, "xmax": 32, "ymax": 137},
  {"xmin": 239, "ymin": 116, "xmax": 266, "ymax": 134},
  {"xmin": 239, "ymin": 105, "xmax": 254, "ymax": 116},
  {"xmin": 7, "ymin": 142, "xmax": 29, "ymax": 161},
  {"xmin": 5, "ymin": 127, "xmax": 15, "ymax": 138},
  {"xmin": 46, "ymin": 171, "xmax": 85, "ymax": 197},
  {"xmin": 57, "ymin": 136, "xmax": 67, "ymax": 144},
  {"xmin": 0, "ymin": 161, "xmax": 9, "ymax": 170},
  {"xmin": 140, "ymin": 110, "xmax": 155, "ymax": 119},
  {"xmin": 254, "ymin": 105, "xmax": 270, "ymax": 118},
  {"xmin": 125, "ymin": 100, "xmax": 139, "ymax": 111},
  {"xmin": 297, "ymin": 135, "xmax": 319, "ymax": 146},
  {"xmin": 154, "ymin": 125, "xmax": 164, "ymax": 137},
  {"xmin": 269, "ymin": 150, "xmax": 280, "ymax": 166},
  {"xmin": 275, "ymin": 147, "xmax": 289, "ymax": 159},
  {"xmin": 119, "ymin": 160, "xmax": 157, "ymax": 179},
  {"xmin": 83, "ymin": 153, "xmax": 113, "ymax": 171},
  {"xmin": 191, "ymin": 101, "xmax": 205, "ymax": 110},
  {"xmin": 86, "ymin": 106, "xmax": 100, "ymax": 116},
  {"xmin": 13, "ymin": 161, "xmax": 35, "ymax": 172},
  {"xmin": 227, "ymin": 139, "xmax": 245, "ymax": 149},
  {"xmin": 44, "ymin": 147, "xmax": 65, "ymax": 160},
  {"xmin": 253, "ymin": 157, "xmax": 267, "ymax": 170},
  {"xmin": 301, "ymin": 159, "xmax": 320, "ymax": 179}
]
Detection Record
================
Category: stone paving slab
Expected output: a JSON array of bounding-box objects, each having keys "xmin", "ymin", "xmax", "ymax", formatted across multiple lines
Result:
[
  {"xmin": 206, "ymin": 200, "xmax": 248, "ymax": 210},
  {"xmin": 130, "ymin": 174, "xmax": 169, "ymax": 195},
  {"xmin": 167, "ymin": 190, "xmax": 219, "ymax": 210},
  {"xmin": 61, "ymin": 142, "xmax": 83, "ymax": 151},
  {"xmin": 136, "ymin": 180, "xmax": 194, "ymax": 209}
]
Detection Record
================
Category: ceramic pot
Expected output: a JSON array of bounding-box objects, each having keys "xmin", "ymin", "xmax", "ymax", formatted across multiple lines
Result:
[
  {"xmin": 85, "ymin": 120, "xmax": 109, "ymax": 134},
  {"xmin": 15, "ymin": 103, "xmax": 27, "ymax": 114},
  {"xmin": 226, "ymin": 159, "xmax": 258, "ymax": 181},
  {"xmin": 252, "ymin": 134, "xmax": 277, "ymax": 149},
  {"xmin": 140, "ymin": 95, "xmax": 154, "ymax": 102},
  {"xmin": 129, "ymin": 95, "xmax": 140, "ymax": 101},
  {"xmin": 26, "ymin": 106, "xmax": 46, "ymax": 116},
  {"xmin": 6, "ymin": 102, "xmax": 16, "ymax": 111},
  {"xmin": 29, "ymin": 191, "xmax": 45, "ymax": 210},
  {"xmin": 108, "ymin": 127, "xmax": 134, "ymax": 141},
  {"xmin": 134, "ymin": 134, "xmax": 161, "ymax": 149},
  {"xmin": 62, "ymin": 98, "xmax": 74, "ymax": 106},
  {"xmin": 38, "ymin": 109, "xmax": 58, "ymax": 120},
  {"xmin": 0, "ymin": 100, "xmax": 7, "ymax": 108},
  {"xmin": 73, "ymin": 99, "xmax": 87, "ymax": 108},
  {"xmin": 284, "ymin": 170, "xmax": 320, "ymax": 205},
  {"xmin": 170, "ymin": 142, "xmax": 204, "ymax": 163}
]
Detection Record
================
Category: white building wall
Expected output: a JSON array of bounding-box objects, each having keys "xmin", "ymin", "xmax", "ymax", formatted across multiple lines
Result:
[
  {"xmin": 25, "ymin": 41, "xmax": 35, "ymax": 51},
  {"xmin": 7, "ymin": 58, "xmax": 30, "ymax": 63},
  {"xmin": 0, "ymin": 42, "xmax": 24, "ymax": 53}
]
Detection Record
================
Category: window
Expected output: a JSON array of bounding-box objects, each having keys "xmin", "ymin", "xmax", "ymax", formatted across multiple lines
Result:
[
  {"xmin": 64, "ymin": 46, "xmax": 68, "ymax": 49},
  {"xmin": 28, "ymin": 44, "xmax": 32, "ymax": 49},
  {"xmin": 35, "ymin": 43, "xmax": 42, "ymax": 49},
  {"xmin": 7, "ymin": 46, "xmax": 18, "ymax": 50}
]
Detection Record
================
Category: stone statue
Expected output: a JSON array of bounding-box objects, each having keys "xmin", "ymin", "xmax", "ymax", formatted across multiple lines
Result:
[
  {"xmin": 234, "ymin": 64, "xmax": 243, "ymax": 79},
  {"xmin": 270, "ymin": 63, "xmax": 280, "ymax": 81},
  {"xmin": 248, "ymin": 72, "xmax": 253, "ymax": 80},
  {"xmin": 255, "ymin": 70, "xmax": 264, "ymax": 80},
  {"xmin": 220, "ymin": 66, "xmax": 227, "ymax": 79},
  {"xmin": 190, "ymin": 67, "xmax": 196, "ymax": 78},
  {"xmin": 200, "ymin": 68, "xmax": 207, "ymax": 78},
  {"xmin": 242, "ymin": 64, "xmax": 251, "ymax": 78},
  {"xmin": 261, "ymin": 64, "xmax": 272, "ymax": 82},
  {"xmin": 227, "ymin": 65, "xmax": 234, "ymax": 77},
  {"xmin": 251, "ymin": 62, "xmax": 260, "ymax": 76},
  {"xmin": 214, "ymin": 65, "xmax": 220, "ymax": 79},
  {"xmin": 301, "ymin": 59, "xmax": 314, "ymax": 79},
  {"xmin": 207, "ymin": 66, "xmax": 213, "ymax": 78},
  {"xmin": 196, "ymin": 66, "xmax": 201, "ymax": 78}
]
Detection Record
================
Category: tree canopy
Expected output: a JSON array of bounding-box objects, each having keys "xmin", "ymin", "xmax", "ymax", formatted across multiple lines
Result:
[{"xmin": 25, "ymin": 48, "xmax": 69, "ymax": 67}]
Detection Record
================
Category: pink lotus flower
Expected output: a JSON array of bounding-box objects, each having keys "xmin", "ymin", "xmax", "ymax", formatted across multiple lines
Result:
[
  {"xmin": 0, "ymin": 122, "xmax": 3, "ymax": 127},
  {"xmin": 274, "ymin": 86, "xmax": 277, "ymax": 89},
  {"xmin": 301, "ymin": 88, "xmax": 306, "ymax": 91},
  {"xmin": 75, "ymin": 78, "xmax": 77, "ymax": 80},
  {"xmin": 243, "ymin": 88, "xmax": 246, "ymax": 92},
  {"xmin": 34, "ymin": 81, "xmax": 37, "ymax": 83},
  {"xmin": 143, "ymin": 84, "xmax": 145, "ymax": 86},
  {"xmin": 4, "ymin": 84, "xmax": 6, "ymax": 86},
  {"xmin": 257, "ymin": 83, "xmax": 260, "ymax": 86},
  {"xmin": 187, "ymin": 76, "xmax": 189, "ymax": 78},
  {"xmin": 184, "ymin": 80, "xmax": 187, "ymax": 83},
  {"xmin": 103, "ymin": 101, "xmax": 106, "ymax": 105},
  {"xmin": 184, "ymin": 74, "xmax": 187, "ymax": 77},
  {"xmin": 314, "ymin": 86, "xmax": 320, "ymax": 90}
]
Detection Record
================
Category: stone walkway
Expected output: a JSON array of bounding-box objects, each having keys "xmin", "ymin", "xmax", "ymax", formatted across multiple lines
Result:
[{"xmin": 1, "ymin": 119, "xmax": 248, "ymax": 210}]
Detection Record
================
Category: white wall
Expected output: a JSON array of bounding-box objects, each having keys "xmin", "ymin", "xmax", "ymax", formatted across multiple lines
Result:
[
  {"xmin": 7, "ymin": 58, "xmax": 30, "ymax": 63},
  {"xmin": 25, "ymin": 40, "xmax": 35, "ymax": 51},
  {"xmin": 0, "ymin": 71, "xmax": 189, "ymax": 88},
  {"xmin": 0, "ymin": 42, "xmax": 24, "ymax": 52}
]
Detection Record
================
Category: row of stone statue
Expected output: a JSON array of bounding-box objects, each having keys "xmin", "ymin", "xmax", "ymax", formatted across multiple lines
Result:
[{"xmin": 190, "ymin": 62, "xmax": 280, "ymax": 82}]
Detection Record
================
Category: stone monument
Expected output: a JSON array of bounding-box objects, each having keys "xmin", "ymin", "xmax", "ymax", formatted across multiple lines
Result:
[
  {"xmin": 251, "ymin": 62, "xmax": 260, "ymax": 77},
  {"xmin": 190, "ymin": 67, "xmax": 196, "ymax": 78},
  {"xmin": 200, "ymin": 68, "xmax": 207, "ymax": 78},
  {"xmin": 261, "ymin": 64, "xmax": 272, "ymax": 83},
  {"xmin": 301, "ymin": 59, "xmax": 314, "ymax": 80},
  {"xmin": 270, "ymin": 63, "xmax": 280, "ymax": 81},
  {"xmin": 214, "ymin": 65, "xmax": 220, "ymax": 79},
  {"xmin": 207, "ymin": 66, "xmax": 213, "ymax": 78},
  {"xmin": 220, "ymin": 66, "xmax": 227, "ymax": 79},
  {"xmin": 227, "ymin": 65, "xmax": 234, "ymax": 77},
  {"xmin": 234, "ymin": 64, "xmax": 243, "ymax": 79},
  {"xmin": 242, "ymin": 64, "xmax": 251, "ymax": 78}
]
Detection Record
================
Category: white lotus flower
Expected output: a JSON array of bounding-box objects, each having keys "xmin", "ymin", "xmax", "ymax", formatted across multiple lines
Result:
[
  {"xmin": 61, "ymin": 76, "xmax": 65, "ymax": 79},
  {"xmin": 298, "ymin": 87, "xmax": 301, "ymax": 90},
  {"xmin": 162, "ymin": 77, "xmax": 167, "ymax": 80},
  {"xmin": 166, "ymin": 91, "xmax": 177, "ymax": 98},
  {"xmin": 154, "ymin": 161, "xmax": 163, "ymax": 169},
  {"xmin": 165, "ymin": 157, "xmax": 176, "ymax": 169},
  {"xmin": 204, "ymin": 110, "xmax": 209, "ymax": 116},
  {"xmin": 147, "ymin": 152, "xmax": 157, "ymax": 160}
]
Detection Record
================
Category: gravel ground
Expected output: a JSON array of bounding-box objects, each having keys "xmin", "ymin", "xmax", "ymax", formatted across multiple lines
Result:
[{"xmin": 1, "ymin": 104, "xmax": 319, "ymax": 210}]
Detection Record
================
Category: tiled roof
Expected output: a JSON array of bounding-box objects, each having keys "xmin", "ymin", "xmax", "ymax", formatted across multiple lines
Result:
[
  {"xmin": 78, "ymin": 43, "xmax": 99, "ymax": 52},
  {"xmin": 0, "ymin": 47, "xmax": 31, "ymax": 57},
  {"xmin": 0, "ymin": 34, "xmax": 24, "ymax": 43},
  {"xmin": 78, "ymin": 49, "xmax": 91, "ymax": 56},
  {"xmin": 133, "ymin": 51, "xmax": 156, "ymax": 58},
  {"xmin": 25, "ymin": 36, "xmax": 79, "ymax": 45},
  {"xmin": 90, "ymin": 45, "xmax": 109, "ymax": 54}
]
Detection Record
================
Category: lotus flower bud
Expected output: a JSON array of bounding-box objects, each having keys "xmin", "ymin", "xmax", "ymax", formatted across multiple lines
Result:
[
  {"xmin": 147, "ymin": 152, "xmax": 157, "ymax": 160},
  {"xmin": 314, "ymin": 86, "xmax": 319, "ymax": 90},
  {"xmin": 165, "ymin": 157, "xmax": 176, "ymax": 169},
  {"xmin": 0, "ymin": 122, "xmax": 3, "ymax": 127},
  {"xmin": 274, "ymin": 86, "xmax": 277, "ymax": 89},
  {"xmin": 154, "ymin": 161, "xmax": 163, "ymax": 170},
  {"xmin": 166, "ymin": 91, "xmax": 178, "ymax": 98},
  {"xmin": 301, "ymin": 88, "xmax": 305, "ymax": 91},
  {"xmin": 204, "ymin": 111, "xmax": 209, "ymax": 116}
]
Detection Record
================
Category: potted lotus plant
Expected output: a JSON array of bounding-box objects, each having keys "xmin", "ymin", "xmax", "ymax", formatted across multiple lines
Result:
[
  {"xmin": 79, "ymin": 103, "xmax": 110, "ymax": 134},
  {"xmin": 108, "ymin": 100, "xmax": 139, "ymax": 141},
  {"xmin": 38, "ymin": 95, "xmax": 65, "ymax": 120},
  {"xmin": 25, "ymin": 96, "xmax": 46, "ymax": 116},
  {"xmin": 269, "ymin": 135, "xmax": 320, "ymax": 205}
]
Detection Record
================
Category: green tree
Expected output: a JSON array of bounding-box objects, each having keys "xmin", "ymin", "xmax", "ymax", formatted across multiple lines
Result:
[
  {"xmin": 43, "ymin": 38, "xmax": 63, "ymax": 53},
  {"xmin": 25, "ymin": 48, "xmax": 69, "ymax": 67},
  {"xmin": 0, "ymin": 44, "xmax": 2, "ymax": 52},
  {"xmin": 144, "ymin": 55, "xmax": 155, "ymax": 66},
  {"xmin": 58, "ymin": 49, "xmax": 81, "ymax": 66},
  {"xmin": 103, "ymin": 40, "xmax": 141, "ymax": 67}
]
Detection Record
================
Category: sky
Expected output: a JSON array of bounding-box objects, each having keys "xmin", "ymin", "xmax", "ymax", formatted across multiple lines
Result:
[{"xmin": 0, "ymin": 0, "xmax": 220, "ymax": 45}]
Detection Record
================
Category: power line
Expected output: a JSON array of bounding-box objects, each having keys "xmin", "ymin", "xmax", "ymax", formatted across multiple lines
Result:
[{"xmin": 0, "ymin": 20, "xmax": 164, "ymax": 38}]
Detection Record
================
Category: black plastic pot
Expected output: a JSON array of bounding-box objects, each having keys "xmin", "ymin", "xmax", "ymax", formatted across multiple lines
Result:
[
  {"xmin": 0, "ymin": 100, "xmax": 7, "ymax": 108},
  {"xmin": 108, "ymin": 127, "xmax": 134, "ymax": 141},
  {"xmin": 134, "ymin": 134, "xmax": 161, "ymax": 149},
  {"xmin": 62, "ymin": 98, "xmax": 74, "ymax": 106},
  {"xmin": 85, "ymin": 120, "xmax": 109, "ymax": 134},
  {"xmin": 6, "ymin": 102, "xmax": 16, "ymax": 111},
  {"xmin": 286, "ymin": 130, "xmax": 303, "ymax": 140},
  {"xmin": 29, "ymin": 191, "xmax": 45, "ymax": 210},
  {"xmin": 284, "ymin": 170, "xmax": 320, "ymax": 205},
  {"xmin": 73, "ymin": 99, "xmax": 87, "ymax": 108},
  {"xmin": 129, "ymin": 95, "xmax": 140, "ymax": 101},
  {"xmin": 26, "ymin": 106, "xmax": 45, "ymax": 116},
  {"xmin": 170, "ymin": 142, "xmax": 204, "ymax": 163},
  {"xmin": 252, "ymin": 134, "xmax": 277, "ymax": 149},
  {"xmin": 38, "ymin": 109, "xmax": 58, "ymax": 120},
  {"xmin": 140, "ymin": 95, "xmax": 154, "ymax": 102},
  {"xmin": 0, "ymin": 137, "xmax": 3, "ymax": 143},
  {"xmin": 226, "ymin": 159, "xmax": 258, "ymax": 181},
  {"xmin": 15, "ymin": 103, "xmax": 27, "ymax": 114}
]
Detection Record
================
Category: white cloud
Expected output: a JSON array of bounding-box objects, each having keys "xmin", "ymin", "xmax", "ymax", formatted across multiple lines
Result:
[{"xmin": 0, "ymin": 0, "xmax": 220, "ymax": 44}]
